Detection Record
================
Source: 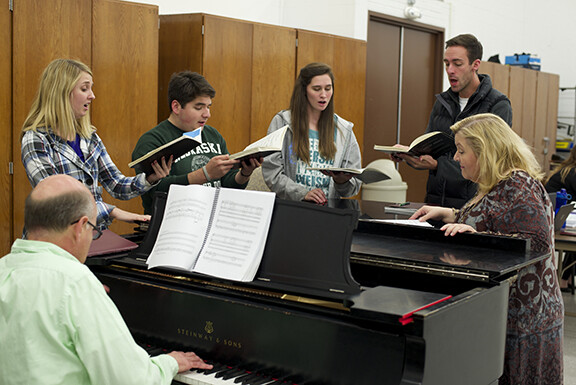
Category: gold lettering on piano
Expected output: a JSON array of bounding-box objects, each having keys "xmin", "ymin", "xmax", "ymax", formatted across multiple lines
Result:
[{"xmin": 176, "ymin": 324, "xmax": 242, "ymax": 350}]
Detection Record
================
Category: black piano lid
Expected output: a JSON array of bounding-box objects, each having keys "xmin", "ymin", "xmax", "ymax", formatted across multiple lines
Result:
[{"xmin": 345, "ymin": 285, "xmax": 454, "ymax": 325}]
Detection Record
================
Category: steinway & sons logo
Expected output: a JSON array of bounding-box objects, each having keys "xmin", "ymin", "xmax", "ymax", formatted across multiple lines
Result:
[{"xmin": 177, "ymin": 321, "xmax": 242, "ymax": 349}]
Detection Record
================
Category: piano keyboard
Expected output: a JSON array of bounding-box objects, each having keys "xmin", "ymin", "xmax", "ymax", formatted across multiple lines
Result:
[
  {"xmin": 174, "ymin": 368, "xmax": 277, "ymax": 385},
  {"xmin": 139, "ymin": 342, "xmax": 306, "ymax": 385},
  {"xmin": 173, "ymin": 362, "xmax": 306, "ymax": 385}
]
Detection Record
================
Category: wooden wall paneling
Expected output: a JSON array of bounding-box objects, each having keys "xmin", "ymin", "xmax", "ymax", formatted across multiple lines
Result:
[
  {"xmin": 1, "ymin": 3, "xmax": 12, "ymax": 255},
  {"xmin": 296, "ymin": 30, "xmax": 334, "ymax": 71},
  {"xmin": 332, "ymin": 36, "xmax": 367, "ymax": 155},
  {"xmin": 202, "ymin": 15, "xmax": 253, "ymax": 153},
  {"xmin": 521, "ymin": 69, "xmax": 538, "ymax": 148},
  {"xmin": 92, "ymin": 0, "xmax": 159, "ymax": 235},
  {"xmin": 251, "ymin": 24, "xmax": 296, "ymax": 142},
  {"xmin": 363, "ymin": 21, "xmax": 400, "ymax": 167},
  {"xmin": 534, "ymin": 72, "xmax": 550, "ymax": 168},
  {"xmin": 158, "ymin": 13, "xmax": 204, "ymax": 122},
  {"xmin": 508, "ymin": 66, "xmax": 525, "ymax": 136},
  {"xmin": 479, "ymin": 61, "xmax": 510, "ymax": 97},
  {"xmin": 546, "ymin": 73, "xmax": 560, "ymax": 172},
  {"xmin": 12, "ymin": 0, "xmax": 92, "ymax": 240}
]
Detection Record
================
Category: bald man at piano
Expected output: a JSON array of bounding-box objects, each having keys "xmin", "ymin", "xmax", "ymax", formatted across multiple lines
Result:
[{"xmin": 0, "ymin": 174, "xmax": 212, "ymax": 384}]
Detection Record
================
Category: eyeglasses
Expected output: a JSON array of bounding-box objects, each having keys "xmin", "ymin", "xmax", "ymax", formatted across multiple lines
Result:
[{"xmin": 70, "ymin": 219, "xmax": 103, "ymax": 240}]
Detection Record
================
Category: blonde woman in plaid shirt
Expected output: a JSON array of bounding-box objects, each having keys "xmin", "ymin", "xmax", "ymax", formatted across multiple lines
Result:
[{"xmin": 21, "ymin": 59, "xmax": 172, "ymax": 229}]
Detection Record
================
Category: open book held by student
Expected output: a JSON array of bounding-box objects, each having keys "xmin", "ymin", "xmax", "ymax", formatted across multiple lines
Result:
[
  {"xmin": 129, "ymin": 127, "xmax": 202, "ymax": 174},
  {"xmin": 229, "ymin": 125, "xmax": 288, "ymax": 163},
  {"xmin": 305, "ymin": 166, "xmax": 390, "ymax": 184},
  {"xmin": 146, "ymin": 184, "xmax": 276, "ymax": 282},
  {"xmin": 373, "ymin": 131, "xmax": 455, "ymax": 159}
]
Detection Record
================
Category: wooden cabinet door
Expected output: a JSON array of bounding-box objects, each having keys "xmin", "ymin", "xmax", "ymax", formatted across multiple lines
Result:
[
  {"xmin": 251, "ymin": 24, "xmax": 296, "ymax": 142},
  {"xmin": 480, "ymin": 62, "xmax": 559, "ymax": 172},
  {"xmin": 92, "ymin": 0, "xmax": 159, "ymax": 235},
  {"xmin": 296, "ymin": 30, "xmax": 334, "ymax": 67},
  {"xmin": 202, "ymin": 15, "xmax": 253, "ymax": 153},
  {"xmin": 534, "ymin": 72, "xmax": 559, "ymax": 172},
  {"xmin": 296, "ymin": 30, "xmax": 367, "ymax": 155},
  {"xmin": 509, "ymin": 66, "xmax": 525, "ymax": 137},
  {"xmin": 1, "ymin": 2, "xmax": 12, "ymax": 255},
  {"xmin": 158, "ymin": 13, "xmax": 203, "ymax": 122},
  {"xmin": 12, "ymin": 0, "xmax": 92, "ymax": 241},
  {"xmin": 479, "ymin": 61, "xmax": 511, "ymax": 98},
  {"xmin": 333, "ymin": 36, "xmax": 366, "ymax": 153},
  {"xmin": 545, "ymin": 74, "xmax": 560, "ymax": 172}
]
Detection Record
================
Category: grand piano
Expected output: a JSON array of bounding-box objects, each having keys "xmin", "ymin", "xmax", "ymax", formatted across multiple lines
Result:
[{"xmin": 87, "ymin": 196, "xmax": 547, "ymax": 385}]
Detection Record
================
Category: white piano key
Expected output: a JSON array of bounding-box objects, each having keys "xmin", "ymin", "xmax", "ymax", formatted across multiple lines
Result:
[{"xmin": 174, "ymin": 370, "xmax": 277, "ymax": 385}]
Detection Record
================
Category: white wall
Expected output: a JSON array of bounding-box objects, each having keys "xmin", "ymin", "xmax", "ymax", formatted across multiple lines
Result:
[{"xmin": 127, "ymin": 0, "xmax": 576, "ymax": 132}]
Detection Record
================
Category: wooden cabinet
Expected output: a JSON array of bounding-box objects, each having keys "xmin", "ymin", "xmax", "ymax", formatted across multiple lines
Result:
[
  {"xmin": 297, "ymin": 30, "xmax": 367, "ymax": 151},
  {"xmin": 11, "ymin": 0, "xmax": 93, "ymax": 251},
  {"xmin": 91, "ymin": 0, "xmax": 159, "ymax": 235},
  {"xmin": 158, "ymin": 14, "xmax": 366, "ymax": 155},
  {"xmin": 479, "ymin": 62, "xmax": 559, "ymax": 172},
  {"xmin": 9, "ymin": 0, "xmax": 159, "ymax": 245},
  {"xmin": 1, "ymin": 3, "xmax": 12, "ymax": 255}
]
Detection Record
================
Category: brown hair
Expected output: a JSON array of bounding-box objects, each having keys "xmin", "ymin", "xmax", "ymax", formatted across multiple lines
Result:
[
  {"xmin": 545, "ymin": 145, "xmax": 576, "ymax": 185},
  {"xmin": 290, "ymin": 62, "xmax": 336, "ymax": 163},
  {"xmin": 446, "ymin": 34, "xmax": 483, "ymax": 64},
  {"xmin": 168, "ymin": 71, "xmax": 216, "ymax": 110}
]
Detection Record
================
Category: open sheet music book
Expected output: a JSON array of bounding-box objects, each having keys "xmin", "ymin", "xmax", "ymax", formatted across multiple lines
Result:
[
  {"xmin": 146, "ymin": 184, "xmax": 276, "ymax": 281},
  {"xmin": 373, "ymin": 131, "xmax": 455, "ymax": 158},
  {"xmin": 229, "ymin": 125, "xmax": 288, "ymax": 162},
  {"xmin": 305, "ymin": 167, "xmax": 390, "ymax": 184}
]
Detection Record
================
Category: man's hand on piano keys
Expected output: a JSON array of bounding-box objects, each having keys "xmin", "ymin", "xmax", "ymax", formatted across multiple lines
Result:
[{"xmin": 168, "ymin": 351, "xmax": 213, "ymax": 373}]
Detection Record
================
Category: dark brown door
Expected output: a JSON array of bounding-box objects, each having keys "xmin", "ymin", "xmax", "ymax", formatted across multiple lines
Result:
[{"xmin": 364, "ymin": 12, "xmax": 444, "ymax": 203}]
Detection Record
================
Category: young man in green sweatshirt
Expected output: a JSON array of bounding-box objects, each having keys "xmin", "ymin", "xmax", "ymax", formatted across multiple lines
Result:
[{"xmin": 132, "ymin": 71, "xmax": 261, "ymax": 214}]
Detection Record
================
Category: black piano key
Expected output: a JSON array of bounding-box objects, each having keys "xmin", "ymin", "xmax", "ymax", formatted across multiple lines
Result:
[
  {"xmin": 231, "ymin": 362, "xmax": 267, "ymax": 382},
  {"xmin": 203, "ymin": 362, "xmax": 227, "ymax": 375},
  {"xmin": 214, "ymin": 366, "xmax": 238, "ymax": 378},
  {"xmin": 222, "ymin": 368, "xmax": 247, "ymax": 380},
  {"xmin": 251, "ymin": 377, "xmax": 275, "ymax": 385},
  {"xmin": 238, "ymin": 372, "xmax": 261, "ymax": 384}
]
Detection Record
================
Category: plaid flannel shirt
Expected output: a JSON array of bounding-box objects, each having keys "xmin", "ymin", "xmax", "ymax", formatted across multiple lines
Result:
[{"xmin": 21, "ymin": 128, "xmax": 151, "ymax": 228}]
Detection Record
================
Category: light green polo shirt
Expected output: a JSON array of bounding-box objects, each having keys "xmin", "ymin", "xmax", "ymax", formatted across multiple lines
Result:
[{"xmin": 0, "ymin": 239, "xmax": 178, "ymax": 384}]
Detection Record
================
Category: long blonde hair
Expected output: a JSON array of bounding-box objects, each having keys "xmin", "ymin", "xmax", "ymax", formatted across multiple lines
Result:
[
  {"xmin": 22, "ymin": 59, "xmax": 95, "ymax": 140},
  {"xmin": 451, "ymin": 113, "xmax": 543, "ymax": 195},
  {"xmin": 290, "ymin": 62, "xmax": 336, "ymax": 163}
]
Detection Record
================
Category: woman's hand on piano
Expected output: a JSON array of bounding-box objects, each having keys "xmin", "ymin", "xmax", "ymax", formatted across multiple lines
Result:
[
  {"xmin": 439, "ymin": 223, "xmax": 476, "ymax": 237},
  {"xmin": 409, "ymin": 205, "xmax": 455, "ymax": 223},
  {"xmin": 168, "ymin": 351, "xmax": 213, "ymax": 373}
]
